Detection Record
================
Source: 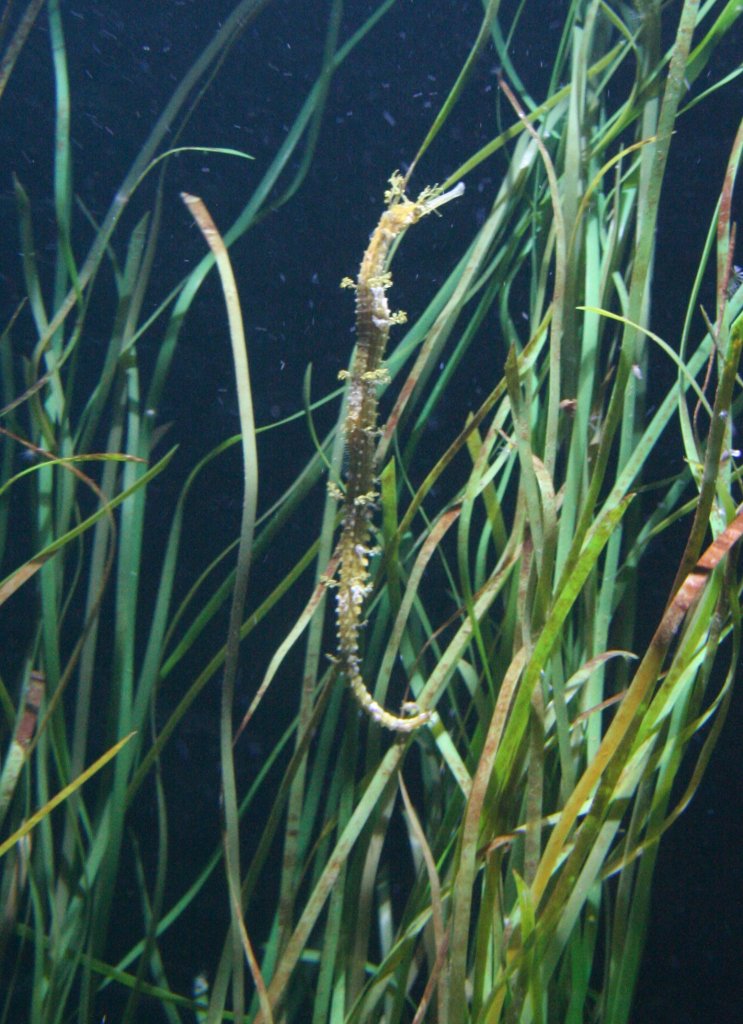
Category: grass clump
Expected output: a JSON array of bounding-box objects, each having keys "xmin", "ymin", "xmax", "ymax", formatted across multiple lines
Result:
[{"xmin": 0, "ymin": 1, "xmax": 741, "ymax": 1022}]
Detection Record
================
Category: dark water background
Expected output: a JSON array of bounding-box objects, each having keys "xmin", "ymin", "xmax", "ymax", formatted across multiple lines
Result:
[{"xmin": 0, "ymin": 1, "xmax": 741, "ymax": 1021}]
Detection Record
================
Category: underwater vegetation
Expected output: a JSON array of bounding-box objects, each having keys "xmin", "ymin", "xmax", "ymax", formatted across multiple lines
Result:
[{"xmin": 0, "ymin": 0, "xmax": 742, "ymax": 1021}]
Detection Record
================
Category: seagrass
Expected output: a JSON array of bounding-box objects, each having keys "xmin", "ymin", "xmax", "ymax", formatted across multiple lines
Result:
[{"xmin": 0, "ymin": 2, "xmax": 741, "ymax": 1023}]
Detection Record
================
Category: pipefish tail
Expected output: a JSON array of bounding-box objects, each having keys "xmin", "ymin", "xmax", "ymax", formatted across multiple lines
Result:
[{"xmin": 329, "ymin": 172, "xmax": 464, "ymax": 732}]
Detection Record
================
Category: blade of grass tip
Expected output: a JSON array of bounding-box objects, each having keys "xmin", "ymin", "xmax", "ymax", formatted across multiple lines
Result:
[
  {"xmin": 266, "ymin": 0, "xmax": 342, "ymax": 210},
  {"xmin": 302, "ymin": 364, "xmax": 336, "ymax": 479},
  {"xmin": 406, "ymin": 0, "xmax": 501, "ymax": 184},
  {"xmin": 13, "ymin": 176, "xmax": 49, "ymax": 337},
  {"xmin": 234, "ymin": 552, "xmax": 339, "ymax": 744},
  {"xmin": 181, "ymin": 192, "xmax": 257, "ymax": 1018},
  {"xmin": 491, "ymin": 2, "xmax": 540, "ymax": 111},
  {"xmin": 26, "ymin": 0, "xmax": 273, "ymax": 359},
  {"xmin": 127, "ymin": 146, "xmax": 255, "ymax": 199}
]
